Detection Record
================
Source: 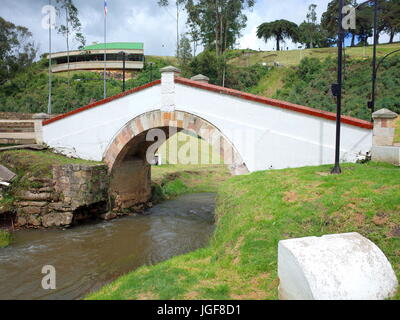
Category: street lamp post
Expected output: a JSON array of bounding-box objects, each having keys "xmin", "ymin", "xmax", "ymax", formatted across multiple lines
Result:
[
  {"xmin": 118, "ymin": 51, "xmax": 126, "ymax": 92},
  {"xmin": 48, "ymin": 0, "xmax": 52, "ymax": 115},
  {"xmin": 331, "ymin": 0, "xmax": 345, "ymax": 175},
  {"xmin": 368, "ymin": 0, "xmax": 379, "ymax": 114}
]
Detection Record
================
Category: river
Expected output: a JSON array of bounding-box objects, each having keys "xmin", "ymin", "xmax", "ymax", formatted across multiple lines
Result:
[{"xmin": 0, "ymin": 193, "xmax": 216, "ymax": 300}]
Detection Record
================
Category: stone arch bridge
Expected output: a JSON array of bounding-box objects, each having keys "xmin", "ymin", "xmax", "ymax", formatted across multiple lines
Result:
[{"xmin": 43, "ymin": 66, "xmax": 373, "ymax": 210}]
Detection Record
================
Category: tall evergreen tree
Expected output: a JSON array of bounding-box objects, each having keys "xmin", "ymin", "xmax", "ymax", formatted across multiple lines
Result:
[
  {"xmin": 185, "ymin": 0, "xmax": 255, "ymax": 56},
  {"xmin": 299, "ymin": 4, "xmax": 321, "ymax": 49},
  {"xmin": 257, "ymin": 20, "xmax": 299, "ymax": 51},
  {"xmin": 55, "ymin": 0, "xmax": 85, "ymax": 83},
  {"xmin": 382, "ymin": 0, "xmax": 400, "ymax": 43}
]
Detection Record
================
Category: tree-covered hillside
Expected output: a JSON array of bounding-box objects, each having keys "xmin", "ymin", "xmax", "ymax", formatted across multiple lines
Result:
[
  {"xmin": 0, "ymin": 58, "xmax": 167, "ymax": 114},
  {"xmin": 270, "ymin": 55, "xmax": 400, "ymax": 121},
  {"xmin": 0, "ymin": 52, "xmax": 268, "ymax": 115},
  {"xmin": 1, "ymin": 52, "xmax": 399, "ymax": 121}
]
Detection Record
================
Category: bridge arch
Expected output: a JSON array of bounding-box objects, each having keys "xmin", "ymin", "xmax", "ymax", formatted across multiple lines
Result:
[{"xmin": 103, "ymin": 110, "xmax": 248, "ymax": 211}]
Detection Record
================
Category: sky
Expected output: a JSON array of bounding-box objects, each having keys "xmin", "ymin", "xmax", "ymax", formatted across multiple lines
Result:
[{"xmin": 1, "ymin": 0, "xmax": 393, "ymax": 57}]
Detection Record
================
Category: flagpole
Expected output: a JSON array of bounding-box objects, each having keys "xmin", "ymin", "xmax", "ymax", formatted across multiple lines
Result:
[
  {"xmin": 103, "ymin": 1, "xmax": 107, "ymax": 99},
  {"xmin": 48, "ymin": 0, "xmax": 52, "ymax": 114}
]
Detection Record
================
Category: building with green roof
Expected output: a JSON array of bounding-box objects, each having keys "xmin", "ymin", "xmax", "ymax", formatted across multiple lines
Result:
[
  {"xmin": 83, "ymin": 42, "xmax": 144, "ymax": 51},
  {"xmin": 48, "ymin": 42, "xmax": 145, "ymax": 75}
]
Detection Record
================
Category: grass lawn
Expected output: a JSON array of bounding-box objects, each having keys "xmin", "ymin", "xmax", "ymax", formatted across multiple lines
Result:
[
  {"xmin": 0, "ymin": 150, "xmax": 104, "ymax": 207},
  {"xmin": 248, "ymin": 67, "xmax": 289, "ymax": 97},
  {"xmin": 87, "ymin": 162, "xmax": 400, "ymax": 300},
  {"xmin": 0, "ymin": 150, "xmax": 103, "ymax": 178},
  {"xmin": 152, "ymin": 164, "xmax": 230, "ymax": 196},
  {"xmin": 151, "ymin": 132, "xmax": 229, "ymax": 199},
  {"xmin": 230, "ymin": 43, "xmax": 400, "ymax": 68}
]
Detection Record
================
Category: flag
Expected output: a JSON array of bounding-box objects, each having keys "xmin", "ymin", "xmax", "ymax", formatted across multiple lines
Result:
[{"xmin": 104, "ymin": 0, "xmax": 108, "ymax": 16}]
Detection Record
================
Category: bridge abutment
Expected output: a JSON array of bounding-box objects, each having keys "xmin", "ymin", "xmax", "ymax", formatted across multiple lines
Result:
[{"xmin": 109, "ymin": 157, "xmax": 152, "ymax": 212}]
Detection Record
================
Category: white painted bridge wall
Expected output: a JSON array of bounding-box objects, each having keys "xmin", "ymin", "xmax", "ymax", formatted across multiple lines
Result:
[
  {"xmin": 43, "ymin": 85, "xmax": 161, "ymax": 161},
  {"xmin": 43, "ymin": 77, "xmax": 372, "ymax": 173}
]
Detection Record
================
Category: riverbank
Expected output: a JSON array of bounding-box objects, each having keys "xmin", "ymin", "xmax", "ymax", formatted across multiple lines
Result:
[
  {"xmin": 87, "ymin": 162, "xmax": 400, "ymax": 300},
  {"xmin": 0, "ymin": 192, "xmax": 217, "ymax": 300},
  {"xmin": 0, "ymin": 150, "xmax": 108, "ymax": 228},
  {"xmin": 152, "ymin": 164, "xmax": 230, "ymax": 202}
]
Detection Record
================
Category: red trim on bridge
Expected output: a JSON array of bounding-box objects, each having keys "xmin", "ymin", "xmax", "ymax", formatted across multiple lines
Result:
[
  {"xmin": 42, "ymin": 80, "xmax": 161, "ymax": 126},
  {"xmin": 43, "ymin": 76, "xmax": 373, "ymax": 130},
  {"xmin": 175, "ymin": 77, "xmax": 373, "ymax": 130}
]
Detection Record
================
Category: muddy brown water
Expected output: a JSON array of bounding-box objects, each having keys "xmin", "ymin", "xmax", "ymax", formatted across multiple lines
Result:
[{"xmin": 0, "ymin": 193, "xmax": 216, "ymax": 300}]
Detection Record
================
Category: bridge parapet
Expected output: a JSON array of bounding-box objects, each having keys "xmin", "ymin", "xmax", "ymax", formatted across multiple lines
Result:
[{"xmin": 0, "ymin": 113, "xmax": 51, "ymax": 145}]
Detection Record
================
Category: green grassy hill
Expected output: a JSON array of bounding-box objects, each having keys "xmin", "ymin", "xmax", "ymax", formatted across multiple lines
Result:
[
  {"xmin": 230, "ymin": 43, "xmax": 400, "ymax": 67},
  {"xmin": 242, "ymin": 43, "xmax": 400, "ymax": 121}
]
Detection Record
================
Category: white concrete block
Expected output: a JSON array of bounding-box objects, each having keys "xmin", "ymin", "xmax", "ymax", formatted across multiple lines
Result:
[{"xmin": 278, "ymin": 232, "xmax": 398, "ymax": 300}]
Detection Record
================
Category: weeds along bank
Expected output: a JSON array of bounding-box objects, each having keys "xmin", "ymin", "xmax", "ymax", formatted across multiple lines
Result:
[
  {"xmin": 87, "ymin": 162, "xmax": 400, "ymax": 300},
  {"xmin": 0, "ymin": 229, "xmax": 11, "ymax": 248}
]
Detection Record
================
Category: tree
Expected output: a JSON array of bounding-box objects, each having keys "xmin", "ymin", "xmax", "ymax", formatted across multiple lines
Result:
[
  {"xmin": 354, "ymin": 4, "xmax": 373, "ymax": 46},
  {"xmin": 257, "ymin": 20, "xmax": 299, "ymax": 51},
  {"xmin": 55, "ymin": 0, "xmax": 85, "ymax": 82},
  {"xmin": 299, "ymin": 4, "xmax": 320, "ymax": 49},
  {"xmin": 157, "ymin": 1, "xmax": 186, "ymax": 54},
  {"xmin": 177, "ymin": 33, "xmax": 193, "ymax": 74},
  {"xmin": 299, "ymin": 22, "xmax": 332, "ymax": 48},
  {"xmin": 321, "ymin": 0, "xmax": 356, "ymax": 46},
  {"xmin": 187, "ymin": 21, "xmax": 201, "ymax": 56},
  {"xmin": 185, "ymin": 0, "xmax": 255, "ymax": 56},
  {"xmin": 0, "ymin": 17, "xmax": 37, "ymax": 85},
  {"xmin": 188, "ymin": 50, "xmax": 224, "ymax": 83},
  {"xmin": 321, "ymin": 0, "xmax": 385, "ymax": 47},
  {"xmin": 382, "ymin": 0, "xmax": 400, "ymax": 43}
]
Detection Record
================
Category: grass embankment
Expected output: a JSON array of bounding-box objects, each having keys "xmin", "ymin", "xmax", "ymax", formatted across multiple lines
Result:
[
  {"xmin": 87, "ymin": 162, "xmax": 400, "ymax": 300},
  {"xmin": 0, "ymin": 150, "xmax": 102, "ymax": 207},
  {"xmin": 151, "ymin": 131, "xmax": 228, "ymax": 200},
  {"xmin": 0, "ymin": 230, "xmax": 12, "ymax": 248},
  {"xmin": 152, "ymin": 164, "xmax": 230, "ymax": 201},
  {"xmin": 231, "ymin": 43, "xmax": 400, "ymax": 67},
  {"xmin": 248, "ymin": 67, "xmax": 289, "ymax": 97},
  {"xmin": 0, "ymin": 149, "xmax": 102, "ymax": 178}
]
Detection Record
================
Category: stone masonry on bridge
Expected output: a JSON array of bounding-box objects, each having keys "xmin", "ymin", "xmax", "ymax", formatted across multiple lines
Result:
[{"xmin": 103, "ymin": 109, "xmax": 248, "ymax": 210}]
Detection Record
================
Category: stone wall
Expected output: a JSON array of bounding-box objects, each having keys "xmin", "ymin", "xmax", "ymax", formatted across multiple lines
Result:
[
  {"xmin": 0, "ymin": 113, "xmax": 53, "ymax": 145},
  {"xmin": 14, "ymin": 164, "xmax": 109, "ymax": 228}
]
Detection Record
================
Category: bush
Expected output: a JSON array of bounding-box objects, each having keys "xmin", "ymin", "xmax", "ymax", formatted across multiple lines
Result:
[
  {"xmin": 162, "ymin": 179, "xmax": 189, "ymax": 198},
  {"xmin": 0, "ymin": 57, "xmax": 170, "ymax": 115},
  {"xmin": 273, "ymin": 55, "xmax": 400, "ymax": 121},
  {"xmin": 0, "ymin": 230, "xmax": 12, "ymax": 248}
]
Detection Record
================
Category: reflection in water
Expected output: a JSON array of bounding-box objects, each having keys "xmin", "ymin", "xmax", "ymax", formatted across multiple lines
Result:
[{"xmin": 0, "ymin": 193, "xmax": 216, "ymax": 300}]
